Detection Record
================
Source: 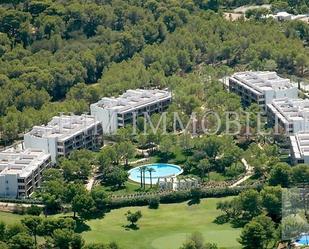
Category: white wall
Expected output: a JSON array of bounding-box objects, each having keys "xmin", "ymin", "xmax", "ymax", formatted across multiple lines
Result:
[
  {"xmin": 24, "ymin": 135, "xmax": 58, "ymax": 163},
  {"xmin": 264, "ymin": 87, "xmax": 298, "ymax": 105},
  {"xmin": 275, "ymin": 87, "xmax": 298, "ymax": 100},
  {"xmin": 0, "ymin": 174, "xmax": 18, "ymax": 197},
  {"xmin": 90, "ymin": 105, "xmax": 118, "ymax": 134}
]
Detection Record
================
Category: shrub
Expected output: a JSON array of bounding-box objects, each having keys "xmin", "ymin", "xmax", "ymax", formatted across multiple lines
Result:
[
  {"xmin": 190, "ymin": 188, "xmax": 202, "ymax": 201},
  {"xmin": 109, "ymin": 184, "xmax": 263, "ymax": 209},
  {"xmin": 26, "ymin": 205, "xmax": 42, "ymax": 216},
  {"xmin": 148, "ymin": 197, "xmax": 160, "ymax": 209}
]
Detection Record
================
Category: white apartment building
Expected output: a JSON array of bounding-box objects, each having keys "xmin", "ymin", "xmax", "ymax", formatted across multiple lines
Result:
[
  {"xmin": 267, "ymin": 98, "xmax": 309, "ymax": 134},
  {"xmin": 290, "ymin": 132, "xmax": 309, "ymax": 164},
  {"xmin": 0, "ymin": 148, "xmax": 51, "ymax": 198},
  {"xmin": 24, "ymin": 114, "xmax": 103, "ymax": 163},
  {"xmin": 229, "ymin": 71, "xmax": 298, "ymax": 111},
  {"xmin": 90, "ymin": 89, "xmax": 172, "ymax": 134}
]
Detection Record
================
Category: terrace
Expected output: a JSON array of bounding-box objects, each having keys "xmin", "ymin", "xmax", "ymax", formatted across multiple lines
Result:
[
  {"xmin": 94, "ymin": 89, "xmax": 172, "ymax": 114},
  {"xmin": 232, "ymin": 71, "xmax": 293, "ymax": 93},
  {"xmin": 27, "ymin": 114, "xmax": 100, "ymax": 141},
  {"xmin": 0, "ymin": 148, "xmax": 50, "ymax": 178}
]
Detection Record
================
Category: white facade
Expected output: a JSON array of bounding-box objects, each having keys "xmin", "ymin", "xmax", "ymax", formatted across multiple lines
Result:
[
  {"xmin": 0, "ymin": 148, "xmax": 51, "ymax": 198},
  {"xmin": 158, "ymin": 176, "xmax": 199, "ymax": 191},
  {"xmin": 90, "ymin": 89, "xmax": 172, "ymax": 134},
  {"xmin": 271, "ymin": 12, "xmax": 293, "ymax": 21},
  {"xmin": 267, "ymin": 98, "xmax": 309, "ymax": 134},
  {"xmin": 268, "ymin": 12, "xmax": 309, "ymax": 22},
  {"xmin": 290, "ymin": 133, "xmax": 309, "ymax": 164},
  {"xmin": 24, "ymin": 114, "xmax": 103, "ymax": 163},
  {"xmin": 229, "ymin": 71, "xmax": 298, "ymax": 111}
]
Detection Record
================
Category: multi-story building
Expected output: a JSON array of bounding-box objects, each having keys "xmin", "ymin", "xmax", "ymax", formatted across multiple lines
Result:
[
  {"xmin": 229, "ymin": 71, "xmax": 298, "ymax": 111},
  {"xmin": 90, "ymin": 89, "xmax": 172, "ymax": 134},
  {"xmin": 290, "ymin": 132, "xmax": 309, "ymax": 164},
  {"xmin": 267, "ymin": 98, "xmax": 309, "ymax": 134},
  {"xmin": 0, "ymin": 148, "xmax": 51, "ymax": 198},
  {"xmin": 24, "ymin": 115, "xmax": 103, "ymax": 163}
]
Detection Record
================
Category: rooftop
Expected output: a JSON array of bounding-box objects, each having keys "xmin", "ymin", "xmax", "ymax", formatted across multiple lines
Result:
[
  {"xmin": 26, "ymin": 114, "xmax": 100, "ymax": 141},
  {"xmin": 268, "ymin": 98, "xmax": 309, "ymax": 124},
  {"xmin": 231, "ymin": 71, "xmax": 295, "ymax": 94},
  {"xmin": 0, "ymin": 148, "xmax": 50, "ymax": 178},
  {"xmin": 92, "ymin": 89, "xmax": 171, "ymax": 114},
  {"xmin": 290, "ymin": 132, "xmax": 309, "ymax": 158}
]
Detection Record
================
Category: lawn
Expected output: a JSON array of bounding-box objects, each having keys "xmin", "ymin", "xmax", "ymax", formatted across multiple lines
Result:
[
  {"xmin": 0, "ymin": 211, "xmax": 25, "ymax": 225},
  {"xmin": 82, "ymin": 197, "xmax": 241, "ymax": 249},
  {"xmin": 0, "ymin": 199, "xmax": 240, "ymax": 249},
  {"xmin": 102, "ymin": 181, "xmax": 159, "ymax": 196}
]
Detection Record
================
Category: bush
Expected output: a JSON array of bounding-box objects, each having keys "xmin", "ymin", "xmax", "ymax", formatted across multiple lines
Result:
[
  {"xmin": 225, "ymin": 163, "xmax": 246, "ymax": 178},
  {"xmin": 26, "ymin": 205, "xmax": 42, "ymax": 216},
  {"xmin": 191, "ymin": 188, "xmax": 202, "ymax": 200},
  {"xmin": 148, "ymin": 197, "xmax": 160, "ymax": 209},
  {"xmin": 0, "ymin": 197, "xmax": 42, "ymax": 204}
]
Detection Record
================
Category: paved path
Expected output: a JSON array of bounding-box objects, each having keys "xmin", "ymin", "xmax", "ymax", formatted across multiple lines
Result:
[
  {"xmin": 130, "ymin": 158, "xmax": 150, "ymax": 165},
  {"xmin": 86, "ymin": 177, "xmax": 95, "ymax": 191},
  {"xmin": 0, "ymin": 202, "xmax": 44, "ymax": 212},
  {"xmin": 229, "ymin": 158, "xmax": 254, "ymax": 188}
]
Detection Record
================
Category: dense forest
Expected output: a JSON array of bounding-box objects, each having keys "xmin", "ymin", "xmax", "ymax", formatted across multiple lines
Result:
[{"xmin": 0, "ymin": 0, "xmax": 309, "ymax": 145}]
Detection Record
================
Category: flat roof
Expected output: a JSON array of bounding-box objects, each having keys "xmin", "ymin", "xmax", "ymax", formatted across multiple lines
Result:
[
  {"xmin": 25, "ymin": 114, "xmax": 100, "ymax": 142},
  {"xmin": 268, "ymin": 98, "xmax": 309, "ymax": 124},
  {"xmin": 230, "ymin": 71, "xmax": 295, "ymax": 94},
  {"xmin": 0, "ymin": 148, "xmax": 50, "ymax": 178},
  {"xmin": 290, "ymin": 132, "xmax": 309, "ymax": 158},
  {"xmin": 91, "ymin": 89, "xmax": 171, "ymax": 114}
]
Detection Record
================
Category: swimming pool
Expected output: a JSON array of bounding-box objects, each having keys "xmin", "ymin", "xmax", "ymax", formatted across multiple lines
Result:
[
  {"xmin": 296, "ymin": 234, "xmax": 309, "ymax": 245},
  {"xmin": 128, "ymin": 163, "xmax": 183, "ymax": 184}
]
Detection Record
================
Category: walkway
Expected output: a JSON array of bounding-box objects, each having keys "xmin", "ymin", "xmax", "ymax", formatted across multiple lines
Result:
[
  {"xmin": 0, "ymin": 202, "xmax": 43, "ymax": 212},
  {"xmin": 130, "ymin": 158, "xmax": 150, "ymax": 165},
  {"xmin": 229, "ymin": 158, "xmax": 254, "ymax": 188}
]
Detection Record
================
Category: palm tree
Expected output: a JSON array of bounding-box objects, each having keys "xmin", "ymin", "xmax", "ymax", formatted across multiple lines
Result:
[
  {"xmin": 143, "ymin": 166, "xmax": 148, "ymax": 190},
  {"xmin": 147, "ymin": 167, "xmax": 156, "ymax": 188},
  {"xmin": 140, "ymin": 166, "xmax": 148, "ymax": 190},
  {"xmin": 138, "ymin": 167, "xmax": 143, "ymax": 188}
]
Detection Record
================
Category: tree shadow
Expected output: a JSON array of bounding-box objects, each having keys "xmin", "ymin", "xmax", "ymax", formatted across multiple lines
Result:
[
  {"xmin": 75, "ymin": 219, "xmax": 91, "ymax": 233},
  {"xmin": 122, "ymin": 224, "xmax": 140, "ymax": 231},
  {"xmin": 155, "ymin": 151, "xmax": 175, "ymax": 163},
  {"xmin": 213, "ymin": 214, "xmax": 230, "ymax": 225},
  {"xmin": 85, "ymin": 210, "xmax": 107, "ymax": 220},
  {"xmin": 230, "ymin": 218, "xmax": 247, "ymax": 228},
  {"xmin": 187, "ymin": 198, "xmax": 201, "ymax": 206}
]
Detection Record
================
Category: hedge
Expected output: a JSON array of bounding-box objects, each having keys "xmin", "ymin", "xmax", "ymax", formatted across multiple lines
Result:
[
  {"xmin": 108, "ymin": 184, "xmax": 263, "ymax": 209},
  {"xmin": 0, "ymin": 197, "xmax": 43, "ymax": 205},
  {"xmin": 0, "ymin": 184, "xmax": 263, "ymax": 210}
]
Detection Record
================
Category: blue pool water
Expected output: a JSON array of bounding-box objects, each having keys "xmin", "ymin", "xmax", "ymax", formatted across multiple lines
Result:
[
  {"xmin": 128, "ymin": 163, "xmax": 183, "ymax": 184},
  {"xmin": 297, "ymin": 234, "xmax": 309, "ymax": 245}
]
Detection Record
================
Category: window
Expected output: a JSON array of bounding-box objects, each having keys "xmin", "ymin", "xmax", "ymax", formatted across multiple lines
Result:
[
  {"xmin": 18, "ymin": 186, "xmax": 25, "ymax": 190},
  {"xmin": 18, "ymin": 179, "xmax": 25, "ymax": 183}
]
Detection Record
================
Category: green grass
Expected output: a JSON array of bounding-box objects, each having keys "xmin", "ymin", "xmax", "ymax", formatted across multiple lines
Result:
[
  {"xmin": 103, "ymin": 181, "xmax": 158, "ymax": 195},
  {"xmin": 0, "ymin": 197, "xmax": 240, "ymax": 249},
  {"xmin": 208, "ymin": 172, "xmax": 229, "ymax": 182},
  {"xmin": 0, "ymin": 211, "xmax": 25, "ymax": 225},
  {"xmin": 82, "ymin": 197, "xmax": 241, "ymax": 249}
]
